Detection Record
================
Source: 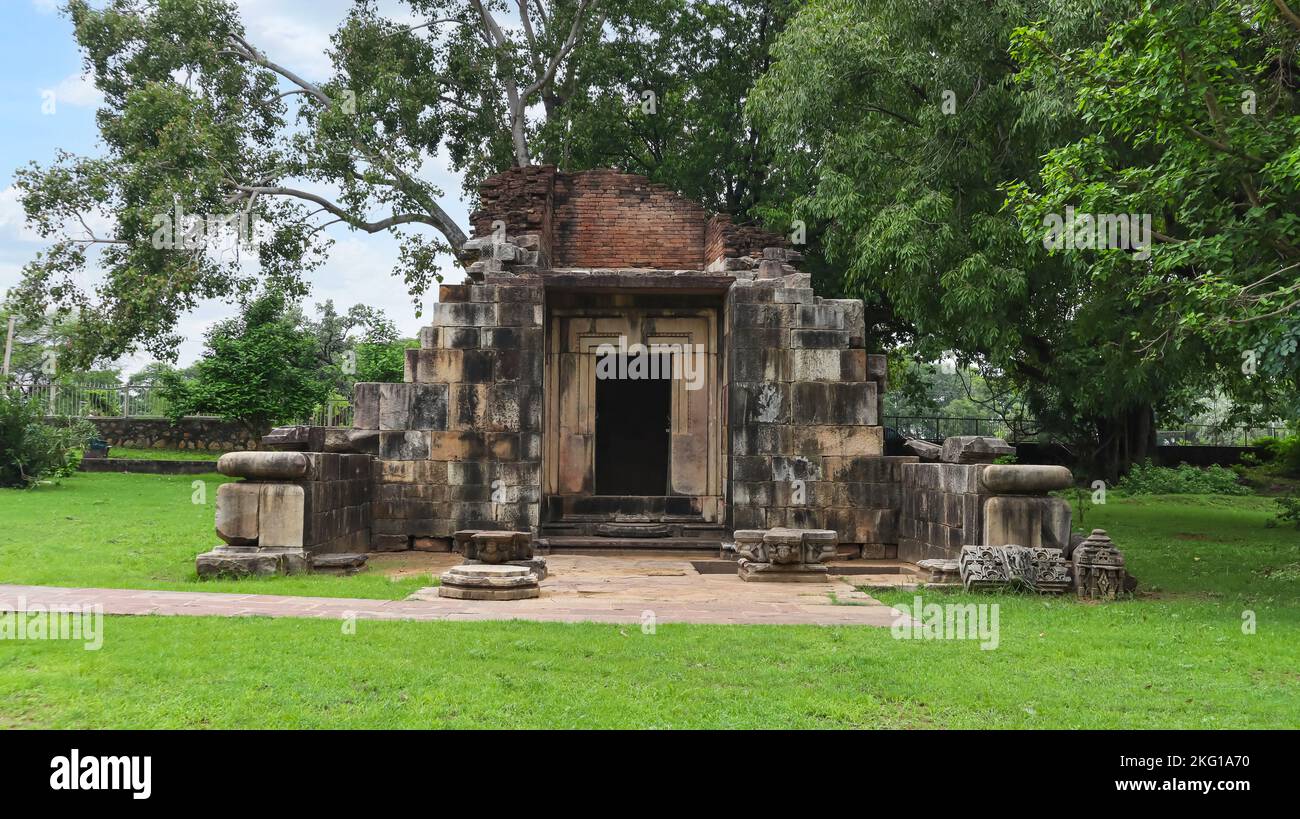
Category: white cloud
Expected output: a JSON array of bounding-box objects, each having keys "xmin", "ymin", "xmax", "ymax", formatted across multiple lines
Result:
[
  {"xmin": 40, "ymin": 72, "xmax": 103, "ymax": 110},
  {"xmin": 32, "ymin": 0, "xmax": 59, "ymax": 14}
]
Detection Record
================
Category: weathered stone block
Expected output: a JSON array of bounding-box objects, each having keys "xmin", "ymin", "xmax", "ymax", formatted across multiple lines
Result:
[
  {"xmin": 257, "ymin": 484, "xmax": 305, "ymax": 549},
  {"xmin": 214, "ymin": 482, "xmax": 261, "ymax": 545}
]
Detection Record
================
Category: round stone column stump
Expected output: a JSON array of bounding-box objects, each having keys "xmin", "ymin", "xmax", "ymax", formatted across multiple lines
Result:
[{"xmin": 438, "ymin": 564, "xmax": 541, "ymax": 600}]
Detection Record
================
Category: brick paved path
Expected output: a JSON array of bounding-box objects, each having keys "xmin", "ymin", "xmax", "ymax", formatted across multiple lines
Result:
[{"xmin": 0, "ymin": 556, "xmax": 910, "ymax": 626}]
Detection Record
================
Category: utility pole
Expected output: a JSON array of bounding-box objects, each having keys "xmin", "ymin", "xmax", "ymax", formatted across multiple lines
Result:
[{"xmin": 1, "ymin": 315, "xmax": 15, "ymax": 379}]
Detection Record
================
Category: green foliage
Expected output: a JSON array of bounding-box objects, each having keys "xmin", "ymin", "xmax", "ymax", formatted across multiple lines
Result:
[
  {"xmin": 355, "ymin": 339, "xmax": 418, "ymax": 385},
  {"xmin": 157, "ymin": 290, "xmax": 330, "ymax": 436},
  {"xmin": 1270, "ymin": 495, "xmax": 1300, "ymax": 529},
  {"xmin": 1249, "ymin": 433, "xmax": 1300, "ymax": 476},
  {"xmin": 750, "ymin": 0, "xmax": 1299, "ymax": 473},
  {"xmin": 0, "ymin": 388, "xmax": 96, "ymax": 488},
  {"xmin": 1115, "ymin": 461, "xmax": 1251, "ymax": 496}
]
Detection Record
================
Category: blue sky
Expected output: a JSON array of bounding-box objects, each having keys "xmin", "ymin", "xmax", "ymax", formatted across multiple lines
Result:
[{"xmin": 0, "ymin": 0, "xmax": 471, "ymax": 373}]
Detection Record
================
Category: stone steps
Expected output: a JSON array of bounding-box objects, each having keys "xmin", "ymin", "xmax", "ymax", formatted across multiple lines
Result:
[{"xmin": 536, "ymin": 536, "xmax": 724, "ymax": 556}]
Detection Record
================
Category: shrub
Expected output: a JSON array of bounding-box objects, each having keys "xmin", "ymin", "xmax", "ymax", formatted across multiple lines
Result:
[
  {"xmin": 1250, "ymin": 436, "xmax": 1282, "ymax": 462},
  {"xmin": 1115, "ymin": 460, "xmax": 1252, "ymax": 496},
  {"xmin": 1271, "ymin": 496, "xmax": 1300, "ymax": 529},
  {"xmin": 1277, "ymin": 436, "xmax": 1300, "ymax": 478},
  {"xmin": 0, "ymin": 388, "xmax": 96, "ymax": 488}
]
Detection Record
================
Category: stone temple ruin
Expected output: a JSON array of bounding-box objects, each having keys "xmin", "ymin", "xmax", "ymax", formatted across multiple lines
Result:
[{"xmin": 197, "ymin": 167, "xmax": 1127, "ymax": 597}]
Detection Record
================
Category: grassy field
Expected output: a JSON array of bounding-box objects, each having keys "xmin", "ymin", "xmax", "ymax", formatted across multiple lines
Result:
[
  {"xmin": 0, "ymin": 473, "xmax": 1297, "ymax": 728},
  {"xmin": 0, "ymin": 472, "xmax": 427, "ymax": 599},
  {"xmin": 101, "ymin": 447, "xmax": 229, "ymax": 461}
]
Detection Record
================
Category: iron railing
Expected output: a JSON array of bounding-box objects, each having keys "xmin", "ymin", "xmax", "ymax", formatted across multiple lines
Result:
[
  {"xmin": 886, "ymin": 415, "xmax": 1290, "ymax": 447},
  {"xmin": 15, "ymin": 381, "xmax": 354, "ymax": 428}
]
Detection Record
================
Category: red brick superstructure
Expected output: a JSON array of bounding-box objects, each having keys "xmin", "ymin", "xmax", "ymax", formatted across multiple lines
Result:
[{"xmin": 469, "ymin": 166, "xmax": 785, "ymax": 270}]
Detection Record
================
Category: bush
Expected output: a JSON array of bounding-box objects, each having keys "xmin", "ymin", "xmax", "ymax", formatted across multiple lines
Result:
[
  {"xmin": 1115, "ymin": 460, "xmax": 1252, "ymax": 496},
  {"xmin": 0, "ymin": 388, "xmax": 96, "ymax": 488},
  {"xmin": 1270, "ymin": 496, "xmax": 1300, "ymax": 529},
  {"xmin": 1250, "ymin": 436, "xmax": 1282, "ymax": 462},
  {"xmin": 1278, "ymin": 436, "xmax": 1300, "ymax": 478}
]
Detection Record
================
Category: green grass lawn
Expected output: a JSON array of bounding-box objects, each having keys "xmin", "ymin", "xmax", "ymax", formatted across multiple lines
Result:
[
  {"xmin": 0, "ymin": 472, "xmax": 427, "ymax": 600},
  {"xmin": 0, "ymin": 472, "xmax": 1297, "ymax": 728},
  {"xmin": 99, "ymin": 446, "xmax": 228, "ymax": 461}
]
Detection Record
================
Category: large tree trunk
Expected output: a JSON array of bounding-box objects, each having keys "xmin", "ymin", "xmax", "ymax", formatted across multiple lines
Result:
[{"xmin": 1090, "ymin": 403, "xmax": 1158, "ymax": 484}]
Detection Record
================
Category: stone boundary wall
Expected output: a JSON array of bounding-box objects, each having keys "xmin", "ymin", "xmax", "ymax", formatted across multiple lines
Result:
[
  {"xmin": 71, "ymin": 417, "xmax": 259, "ymax": 452},
  {"xmin": 80, "ymin": 458, "xmax": 217, "ymax": 475},
  {"xmin": 896, "ymin": 462, "xmax": 993, "ymax": 562}
]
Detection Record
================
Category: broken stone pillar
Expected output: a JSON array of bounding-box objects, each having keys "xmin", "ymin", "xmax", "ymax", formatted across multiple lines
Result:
[
  {"xmin": 979, "ymin": 464, "xmax": 1073, "ymax": 550},
  {"xmin": 196, "ymin": 448, "xmax": 373, "ymax": 578},
  {"xmin": 197, "ymin": 452, "xmax": 312, "ymax": 579},
  {"xmin": 735, "ymin": 527, "xmax": 837, "ymax": 582}
]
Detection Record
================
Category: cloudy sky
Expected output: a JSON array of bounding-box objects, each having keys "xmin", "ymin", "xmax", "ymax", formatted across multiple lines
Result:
[{"xmin": 0, "ymin": 0, "xmax": 472, "ymax": 375}]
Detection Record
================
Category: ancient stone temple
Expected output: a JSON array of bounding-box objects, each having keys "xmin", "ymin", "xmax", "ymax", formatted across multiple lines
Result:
[
  {"xmin": 344, "ymin": 166, "xmax": 894, "ymax": 555},
  {"xmin": 198, "ymin": 167, "xmax": 1128, "ymax": 596}
]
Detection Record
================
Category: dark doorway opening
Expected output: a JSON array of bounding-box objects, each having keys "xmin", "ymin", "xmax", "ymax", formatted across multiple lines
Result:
[{"xmin": 595, "ymin": 355, "xmax": 671, "ymax": 495}]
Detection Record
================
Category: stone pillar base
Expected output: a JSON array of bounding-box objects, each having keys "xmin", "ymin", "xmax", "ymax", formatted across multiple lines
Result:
[
  {"xmin": 737, "ymin": 559, "xmax": 829, "ymax": 583},
  {"xmin": 196, "ymin": 546, "xmax": 309, "ymax": 579},
  {"xmin": 437, "ymin": 564, "xmax": 541, "ymax": 600}
]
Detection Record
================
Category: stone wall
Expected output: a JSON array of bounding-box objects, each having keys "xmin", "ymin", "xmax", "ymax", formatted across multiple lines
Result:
[
  {"xmin": 725, "ymin": 261, "xmax": 903, "ymax": 556},
  {"xmin": 352, "ymin": 278, "xmax": 545, "ymax": 551},
  {"xmin": 896, "ymin": 462, "xmax": 993, "ymax": 562},
  {"xmin": 77, "ymin": 417, "xmax": 259, "ymax": 452}
]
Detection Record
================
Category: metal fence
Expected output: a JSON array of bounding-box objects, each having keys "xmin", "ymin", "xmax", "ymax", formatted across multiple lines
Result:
[
  {"xmin": 887, "ymin": 415, "xmax": 1291, "ymax": 447},
  {"xmin": 17, "ymin": 381, "xmax": 356, "ymax": 428},
  {"xmin": 21, "ymin": 382, "xmax": 171, "ymax": 418},
  {"xmin": 885, "ymin": 415, "xmax": 1023, "ymax": 442}
]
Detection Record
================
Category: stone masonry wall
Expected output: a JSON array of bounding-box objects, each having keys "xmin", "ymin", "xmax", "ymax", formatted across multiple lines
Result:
[
  {"xmin": 895, "ymin": 462, "xmax": 993, "ymax": 562},
  {"xmin": 352, "ymin": 278, "xmax": 545, "ymax": 551},
  {"xmin": 79, "ymin": 417, "xmax": 260, "ymax": 451},
  {"xmin": 726, "ymin": 268, "xmax": 907, "ymax": 556}
]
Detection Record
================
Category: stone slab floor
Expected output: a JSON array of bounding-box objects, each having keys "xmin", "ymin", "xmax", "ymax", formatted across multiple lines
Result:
[{"xmin": 0, "ymin": 555, "xmax": 913, "ymax": 626}]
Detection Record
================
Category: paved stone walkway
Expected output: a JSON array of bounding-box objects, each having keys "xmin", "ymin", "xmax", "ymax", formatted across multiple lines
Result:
[{"xmin": 0, "ymin": 555, "xmax": 911, "ymax": 626}]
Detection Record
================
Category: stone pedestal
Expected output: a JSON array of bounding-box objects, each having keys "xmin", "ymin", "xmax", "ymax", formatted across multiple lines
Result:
[
  {"xmin": 735, "ymin": 527, "xmax": 837, "ymax": 582},
  {"xmin": 195, "ymin": 545, "xmax": 309, "ymax": 579},
  {"xmin": 440, "ymin": 530, "xmax": 546, "ymax": 598},
  {"xmin": 438, "ymin": 564, "xmax": 541, "ymax": 600}
]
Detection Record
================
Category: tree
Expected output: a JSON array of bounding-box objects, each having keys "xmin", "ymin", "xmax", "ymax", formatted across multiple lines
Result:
[
  {"xmin": 13, "ymin": 0, "xmax": 801, "ymax": 368},
  {"xmin": 157, "ymin": 290, "xmax": 330, "ymax": 437},
  {"xmin": 11, "ymin": 0, "xmax": 609, "ymax": 367},
  {"xmin": 1005, "ymin": 0, "xmax": 1300, "ymax": 427},
  {"xmin": 749, "ymin": 0, "xmax": 1252, "ymax": 478}
]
